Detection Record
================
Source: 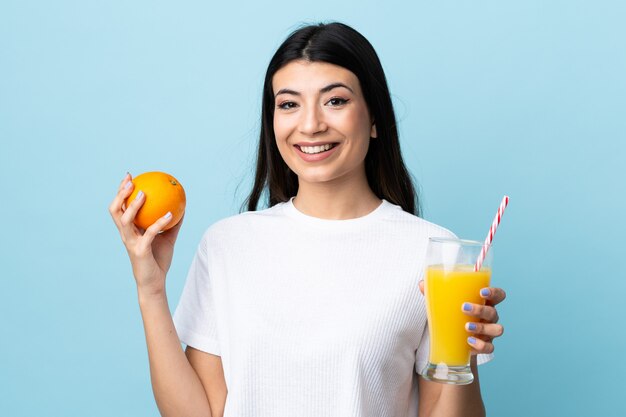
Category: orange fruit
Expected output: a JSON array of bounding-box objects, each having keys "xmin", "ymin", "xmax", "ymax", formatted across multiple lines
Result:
[{"xmin": 125, "ymin": 171, "xmax": 186, "ymax": 231}]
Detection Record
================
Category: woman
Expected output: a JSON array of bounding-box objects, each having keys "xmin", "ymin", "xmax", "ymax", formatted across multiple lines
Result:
[{"xmin": 109, "ymin": 22, "xmax": 505, "ymax": 417}]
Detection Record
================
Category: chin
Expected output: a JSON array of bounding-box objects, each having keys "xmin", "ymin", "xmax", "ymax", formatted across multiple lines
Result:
[
  {"xmin": 291, "ymin": 168, "xmax": 334, "ymax": 184},
  {"xmin": 297, "ymin": 168, "xmax": 353, "ymax": 186}
]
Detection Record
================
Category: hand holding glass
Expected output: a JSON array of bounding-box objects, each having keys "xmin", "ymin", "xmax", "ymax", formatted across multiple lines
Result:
[{"xmin": 422, "ymin": 237, "xmax": 493, "ymax": 385}]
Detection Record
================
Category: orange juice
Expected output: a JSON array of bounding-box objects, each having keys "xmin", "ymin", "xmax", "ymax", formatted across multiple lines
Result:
[{"xmin": 425, "ymin": 265, "xmax": 491, "ymax": 366}]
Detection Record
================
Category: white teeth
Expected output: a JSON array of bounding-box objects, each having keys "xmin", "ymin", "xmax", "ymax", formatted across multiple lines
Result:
[{"xmin": 300, "ymin": 144, "xmax": 334, "ymax": 154}]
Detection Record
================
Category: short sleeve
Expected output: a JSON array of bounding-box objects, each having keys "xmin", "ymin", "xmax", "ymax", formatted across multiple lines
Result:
[
  {"xmin": 172, "ymin": 234, "xmax": 221, "ymax": 355},
  {"xmin": 415, "ymin": 322, "xmax": 430, "ymax": 375},
  {"xmin": 415, "ymin": 322, "xmax": 493, "ymax": 375}
]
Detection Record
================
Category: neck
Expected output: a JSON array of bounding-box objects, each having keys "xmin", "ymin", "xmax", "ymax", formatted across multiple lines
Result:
[{"xmin": 293, "ymin": 174, "xmax": 382, "ymax": 220}]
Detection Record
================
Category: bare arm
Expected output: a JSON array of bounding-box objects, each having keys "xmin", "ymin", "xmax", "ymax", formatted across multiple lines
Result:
[
  {"xmin": 109, "ymin": 173, "xmax": 224, "ymax": 417},
  {"xmin": 417, "ymin": 357, "xmax": 485, "ymax": 417},
  {"xmin": 185, "ymin": 346, "xmax": 228, "ymax": 417},
  {"xmin": 139, "ymin": 291, "xmax": 213, "ymax": 417}
]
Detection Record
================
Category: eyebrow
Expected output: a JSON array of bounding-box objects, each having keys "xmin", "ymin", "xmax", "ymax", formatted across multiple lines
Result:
[{"xmin": 274, "ymin": 82, "xmax": 354, "ymax": 98}]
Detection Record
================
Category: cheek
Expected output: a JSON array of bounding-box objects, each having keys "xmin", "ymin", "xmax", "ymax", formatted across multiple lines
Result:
[
  {"xmin": 335, "ymin": 106, "xmax": 372, "ymax": 138},
  {"xmin": 350, "ymin": 109, "xmax": 374, "ymax": 155},
  {"xmin": 272, "ymin": 117, "xmax": 281, "ymax": 141},
  {"xmin": 273, "ymin": 115, "xmax": 292, "ymax": 145}
]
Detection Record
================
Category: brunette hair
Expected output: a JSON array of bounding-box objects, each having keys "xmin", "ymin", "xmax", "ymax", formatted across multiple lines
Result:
[{"xmin": 243, "ymin": 22, "xmax": 420, "ymax": 216}]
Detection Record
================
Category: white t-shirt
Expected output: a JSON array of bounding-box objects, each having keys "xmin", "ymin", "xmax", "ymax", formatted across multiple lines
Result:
[{"xmin": 173, "ymin": 198, "xmax": 493, "ymax": 416}]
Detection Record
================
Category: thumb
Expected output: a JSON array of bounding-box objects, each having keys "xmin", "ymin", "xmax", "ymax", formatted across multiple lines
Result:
[
  {"xmin": 418, "ymin": 280, "xmax": 425, "ymax": 295},
  {"xmin": 162, "ymin": 212, "xmax": 184, "ymax": 241}
]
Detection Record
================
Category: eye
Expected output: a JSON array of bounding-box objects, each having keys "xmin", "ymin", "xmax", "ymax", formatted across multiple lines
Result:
[
  {"xmin": 277, "ymin": 101, "xmax": 298, "ymax": 110},
  {"xmin": 327, "ymin": 97, "xmax": 349, "ymax": 107}
]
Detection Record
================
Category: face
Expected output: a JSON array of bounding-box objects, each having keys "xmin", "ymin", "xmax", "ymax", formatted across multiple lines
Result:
[{"xmin": 272, "ymin": 60, "xmax": 377, "ymax": 186}]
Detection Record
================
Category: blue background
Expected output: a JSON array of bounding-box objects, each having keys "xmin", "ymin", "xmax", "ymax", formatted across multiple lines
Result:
[{"xmin": 2, "ymin": 1, "xmax": 624, "ymax": 416}]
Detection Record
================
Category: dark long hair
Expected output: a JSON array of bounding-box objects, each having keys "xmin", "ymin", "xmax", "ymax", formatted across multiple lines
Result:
[{"xmin": 242, "ymin": 22, "xmax": 420, "ymax": 216}]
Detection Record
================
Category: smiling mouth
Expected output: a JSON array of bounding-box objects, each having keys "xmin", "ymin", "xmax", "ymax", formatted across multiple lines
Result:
[{"xmin": 295, "ymin": 143, "xmax": 339, "ymax": 154}]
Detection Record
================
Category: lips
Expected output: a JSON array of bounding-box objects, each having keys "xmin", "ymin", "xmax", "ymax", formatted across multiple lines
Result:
[
  {"xmin": 296, "ymin": 143, "xmax": 338, "ymax": 154},
  {"xmin": 293, "ymin": 142, "xmax": 340, "ymax": 162},
  {"xmin": 295, "ymin": 141, "xmax": 338, "ymax": 147}
]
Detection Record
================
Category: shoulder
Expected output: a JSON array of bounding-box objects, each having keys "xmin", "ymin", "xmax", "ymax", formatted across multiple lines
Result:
[
  {"xmin": 198, "ymin": 203, "xmax": 288, "ymax": 246},
  {"xmin": 382, "ymin": 200, "xmax": 458, "ymax": 240}
]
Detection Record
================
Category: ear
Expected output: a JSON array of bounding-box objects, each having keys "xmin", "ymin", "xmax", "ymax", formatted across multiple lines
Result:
[{"xmin": 370, "ymin": 121, "xmax": 377, "ymax": 139}]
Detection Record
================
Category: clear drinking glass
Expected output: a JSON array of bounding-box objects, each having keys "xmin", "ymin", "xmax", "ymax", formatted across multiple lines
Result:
[{"xmin": 422, "ymin": 237, "xmax": 493, "ymax": 385}]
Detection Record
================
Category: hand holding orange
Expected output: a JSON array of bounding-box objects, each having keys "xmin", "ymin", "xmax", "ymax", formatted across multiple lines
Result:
[{"xmin": 124, "ymin": 171, "xmax": 186, "ymax": 231}]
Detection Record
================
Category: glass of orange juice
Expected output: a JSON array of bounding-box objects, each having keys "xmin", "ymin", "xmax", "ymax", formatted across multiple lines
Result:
[{"xmin": 423, "ymin": 237, "xmax": 493, "ymax": 385}]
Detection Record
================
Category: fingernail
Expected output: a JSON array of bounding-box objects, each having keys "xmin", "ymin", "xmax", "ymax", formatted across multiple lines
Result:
[
  {"xmin": 468, "ymin": 337, "xmax": 477, "ymax": 345},
  {"xmin": 137, "ymin": 190, "xmax": 144, "ymax": 199},
  {"xmin": 124, "ymin": 181, "xmax": 132, "ymax": 189},
  {"xmin": 481, "ymin": 288, "xmax": 491, "ymax": 297},
  {"xmin": 468, "ymin": 323, "xmax": 477, "ymax": 331},
  {"xmin": 463, "ymin": 303, "xmax": 472, "ymax": 311},
  {"xmin": 164, "ymin": 212, "xmax": 172, "ymax": 219}
]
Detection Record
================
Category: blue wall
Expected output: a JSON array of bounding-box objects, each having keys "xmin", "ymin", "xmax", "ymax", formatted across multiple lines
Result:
[{"xmin": 1, "ymin": 1, "xmax": 624, "ymax": 416}]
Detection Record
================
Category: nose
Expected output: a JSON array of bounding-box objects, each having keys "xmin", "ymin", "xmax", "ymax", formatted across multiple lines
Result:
[{"xmin": 298, "ymin": 104, "xmax": 327, "ymax": 136}]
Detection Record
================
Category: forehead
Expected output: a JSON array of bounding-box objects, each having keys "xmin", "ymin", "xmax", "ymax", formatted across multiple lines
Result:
[{"xmin": 272, "ymin": 60, "xmax": 361, "ymax": 94}]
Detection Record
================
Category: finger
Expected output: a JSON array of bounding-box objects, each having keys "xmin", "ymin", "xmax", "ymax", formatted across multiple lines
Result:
[
  {"xmin": 467, "ymin": 336, "xmax": 495, "ymax": 354},
  {"xmin": 119, "ymin": 189, "xmax": 145, "ymax": 231},
  {"xmin": 117, "ymin": 172, "xmax": 132, "ymax": 191},
  {"xmin": 161, "ymin": 211, "xmax": 185, "ymax": 241},
  {"xmin": 466, "ymin": 322, "xmax": 504, "ymax": 338},
  {"xmin": 418, "ymin": 280, "xmax": 424, "ymax": 295},
  {"xmin": 480, "ymin": 287, "xmax": 507, "ymax": 306},
  {"xmin": 109, "ymin": 174, "xmax": 135, "ymax": 224},
  {"xmin": 462, "ymin": 302, "xmax": 499, "ymax": 323},
  {"xmin": 141, "ymin": 211, "xmax": 174, "ymax": 243}
]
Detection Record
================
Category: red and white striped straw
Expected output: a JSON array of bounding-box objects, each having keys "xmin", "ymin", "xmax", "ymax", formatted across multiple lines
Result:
[{"xmin": 474, "ymin": 195, "xmax": 510, "ymax": 271}]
